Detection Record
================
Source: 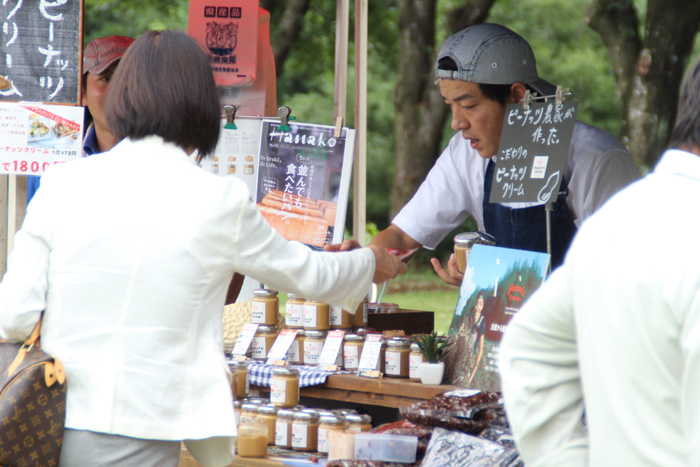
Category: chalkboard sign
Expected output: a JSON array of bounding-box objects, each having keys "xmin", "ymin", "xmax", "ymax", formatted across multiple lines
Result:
[
  {"xmin": 489, "ymin": 100, "xmax": 578, "ymax": 205},
  {"xmin": 0, "ymin": 0, "xmax": 82, "ymax": 104}
]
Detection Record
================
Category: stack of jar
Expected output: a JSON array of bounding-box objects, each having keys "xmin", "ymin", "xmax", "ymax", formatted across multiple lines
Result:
[
  {"xmin": 273, "ymin": 407, "xmax": 373, "ymax": 455},
  {"xmin": 285, "ymin": 294, "xmax": 369, "ymax": 367},
  {"xmin": 250, "ymin": 289, "xmax": 280, "ymax": 361}
]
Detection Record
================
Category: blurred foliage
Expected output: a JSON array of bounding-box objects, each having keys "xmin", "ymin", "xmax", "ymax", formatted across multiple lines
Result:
[{"xmin": 82, "ymin": 0, "xmax": 697, "ymax": 270}]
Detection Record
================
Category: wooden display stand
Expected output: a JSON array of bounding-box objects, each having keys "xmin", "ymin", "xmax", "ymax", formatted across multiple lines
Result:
[{"xmin": 252, "ymin": 373, "xmax": 457, "ymax": 409}]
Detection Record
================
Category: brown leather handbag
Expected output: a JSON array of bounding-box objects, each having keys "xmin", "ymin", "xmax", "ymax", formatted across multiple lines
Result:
[{"xmin": 0, "ymin": 318, "xmax": 66, "ymax": 466}]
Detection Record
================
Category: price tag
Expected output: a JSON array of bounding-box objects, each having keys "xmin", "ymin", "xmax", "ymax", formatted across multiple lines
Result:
[
  {"xmin": 356, "ymin": 333, "xmax": 383, "ymax": 378},
  {"xmin": 317, "ymin": 330, "xmax": 345, "ymax": 368},
  {"xmin": 266, "ymin": 329, "xmax": 298, "ymax": 364},
  {"xmin": 231, "ymin": 323, "xmax": 258, "ymax": 358}
]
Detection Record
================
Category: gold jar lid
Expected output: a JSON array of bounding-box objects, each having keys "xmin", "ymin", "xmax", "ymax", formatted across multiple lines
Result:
[
  {"xmin": 256, "ymin": 325, "xmax": 277, "ymax": 333},
  {"xmin": 293, "ymin": 411, "xmax": 319, "ymax": 423},
  {"xmin": 345, "ymin": 414, "xmax": 372, "ymax": 425},
  {"xmin": 241, "ymin": 403, "xmax": 259, "ymax": 414},
  {"xmin": 386, "ymin": 337, "xmax": 411, "ymax": 349},
  {"xmin": 319, "ymin": 415, "xmax": 344, "ymax": 427}
]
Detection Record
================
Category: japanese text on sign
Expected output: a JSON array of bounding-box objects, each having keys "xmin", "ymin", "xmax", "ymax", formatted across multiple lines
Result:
[{"xmin": 489, "ymin": 100, "xmax": 579, "ymax": 205}]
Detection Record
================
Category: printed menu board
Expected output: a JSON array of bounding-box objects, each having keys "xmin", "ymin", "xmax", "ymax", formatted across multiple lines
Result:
[{"xmin": 0, "ymin": 102, "xmax": 84, "ymax": 175}]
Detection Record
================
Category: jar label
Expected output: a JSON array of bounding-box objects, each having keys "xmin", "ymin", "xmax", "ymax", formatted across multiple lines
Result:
[
  {"xmin": 286, "ymin": 303, "xmax": 304, "ymax": 327},
  {"xmin": 343, "ymin": 345, "xmax": 360, "ymax": 369},
  {"xmin": 330, "ymin": 306, "xmax": 342, "ymax": 325},
  {"xmin": 409, "ymin": 354, "xmax": 423, "ymax": 379},
  {"xmin": 275, "ymin": 420, "xmax": 289, "ymax": 446},
  {"xmin": 317, "ymin": 427, "xmax": 329, "ymax": 453},
  {"xmin": 291, "ymin": 422, "xmax": 308, "ymax": 448},
  {"xmin": 250, "ymin": 301, "xmax": 266, "ymax": 323},
  {"xmin": 251, "ymin": 336, "xmax": 267, "ymax": 359},
  {"xmin": 287, "ymin": 340, "xmax": 301, "ymax": 363},
  {"xmin": 270, "ymin": 378, "xmax": 287, "ymax": 404},
  {"xmin": 385, "ymin": 350, "xmax": 402, "ymax": 375},
  {"xmin": 303, "ymin": 304, "xmax": 318, "ymax": 328},
  {"xmin": 303, "ymin": 340, "xmax": 323, "ymax": 364}
]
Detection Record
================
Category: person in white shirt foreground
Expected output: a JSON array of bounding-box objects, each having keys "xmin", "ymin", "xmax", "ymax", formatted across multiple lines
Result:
[
  {"xmin": 499, "ymin": 55, "xmax": 700, "ymax": 467},
  {"xmin": 0, "ymin": 30, "xmax": 406, "ymax": 467}
]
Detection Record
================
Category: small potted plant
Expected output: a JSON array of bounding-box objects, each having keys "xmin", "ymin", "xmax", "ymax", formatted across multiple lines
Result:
[{"xmin": 412, "ymin": 331, "xmax": 452, "ymax": 385}]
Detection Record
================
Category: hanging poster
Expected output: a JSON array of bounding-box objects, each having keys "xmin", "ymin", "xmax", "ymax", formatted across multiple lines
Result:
[
  {"xmin": 0, "ymin": 0, "xmax": 82, "ymax": 104},
  {"xmin": 445, "ymin": 244, "xmax": 549, "ymax": 391},
  {"xmin": 0, "ymin": 102, "xmax": 84, "ymax": 175},
  {"xmin": 489, "ymin": 100, "xmax": 578, "ymax": 205},
  {"xmin": 255, "ymin": 120, "xmax": 355, "ymax": 248}
]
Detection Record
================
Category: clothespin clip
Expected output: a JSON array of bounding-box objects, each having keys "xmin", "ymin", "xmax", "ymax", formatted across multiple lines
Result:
[
  {"xmin": 523, "ymin": 89, "xmax": 532, "ymax": 110},
  {"xmin": 555, "ymin": 86, "xmax": 569, "ymax": 106},
  {"xmin": 224, "ymin": 105, "xmax": 237, "ymax": 130},
  {"xmin": 334, "ymin": 116, "xmax": 343, "ymax": 138},
  {"xmin": 277, "ymin": 106, "xmax": 295, "ymax": 132},
  {"xmin": 0, "ymin": 76, "xmax": 11, "ymax": 91}
]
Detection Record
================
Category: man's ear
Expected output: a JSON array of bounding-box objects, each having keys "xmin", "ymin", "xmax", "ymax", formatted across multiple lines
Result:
[{"xmin": 508, "ymin": 82, "xmax": 528, "ymax": 104}]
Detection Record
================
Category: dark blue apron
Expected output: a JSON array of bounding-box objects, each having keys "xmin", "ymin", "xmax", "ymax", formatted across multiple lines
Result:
[{"xmin": 482, "ymin": 159, "xmax": 577, "ymax": 269}]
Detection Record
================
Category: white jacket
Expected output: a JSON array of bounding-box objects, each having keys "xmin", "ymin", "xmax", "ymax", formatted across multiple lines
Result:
[{"xmin": 0, "ymin": 136, "xmax": 374, "ymax": 448}]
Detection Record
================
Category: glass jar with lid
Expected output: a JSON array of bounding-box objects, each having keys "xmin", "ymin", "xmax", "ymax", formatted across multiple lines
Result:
[
  {"xmin": 303, "ymin": 300, "xmax": 330, "ymax": 330},
  {"xmin": 303, "ymin": 330, "xmax": 327, "ymax": 365},
  {"xmin": 342, "ymin": 334, "xmax": 364, "ymax": 370},
  {"xmin": 257, "ymin": 405, "xmax": 278, "ymax": 446},
  {"xmin": 384, "ymin": 338, "xmax": 411, "ymax": 378},
  {"xmin": 237, "ymin": 416, "xmax": 268, "ymax": 458},
  {"xmin": 240, "ymin": 402, "xmax": 259, "ymax": 423},
  {"xmin": 318, "ymin": 414, "xmax": 345, "ymax": 454},
  {"xmin": 286, "ymin": 330, "xmax": 305, "ymax": 364},
  {"xmin": 453, "ymin": 231, "xmax": 496, "ymax": 273},
  {"xmin": 230, "ymin": 361, "xmax": 249, "ymax": 399},
  {"xmin": 344, "ymin": 414, "xmax": 372, "ymax": 433},
  {"xmin": 275, "ymin": 409, "xmax": 296, "ymax": 448},
  {"xmin": 251, "ymin": 289, "xmax": 279, "ymax": 325},
  {"xmin": 270, "ymin": 367, "xmax": 299, "ymax": 408},
  {"xmin": 409, "ymin": 342, "xmax": 425, "ymax": 381},
  {"xmin": 352, "ymin": 298, "xmax": 369, "ymax": 327},
  {"xmin": 251, "ymin": 325, "xmax": 278, "ymax": 360},
  {"xmin": 330, "ymin": 305, "xmax": 353, "ymax": 329},
  {"xmin": 285, "ymin": 293, "xmax": 305, "ymax": 329},
  {"xmin": 291, "ymin": 411, "xmax": 320, "ymax": 451}
]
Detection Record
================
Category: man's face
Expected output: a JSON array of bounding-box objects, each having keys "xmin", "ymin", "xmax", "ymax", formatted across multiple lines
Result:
[
  {"xmin": 81, "ymin": 61, "xmax": 119, "ymax": 129},
  {"xmin": 439, "ymin": 79, "xmax": 513, "ymax": 159}
]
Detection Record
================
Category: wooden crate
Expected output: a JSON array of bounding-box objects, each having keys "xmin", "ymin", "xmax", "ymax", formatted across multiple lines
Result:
[{"xmin": 367, "ymin": 308, "xmax": 434, "ymax": 335}]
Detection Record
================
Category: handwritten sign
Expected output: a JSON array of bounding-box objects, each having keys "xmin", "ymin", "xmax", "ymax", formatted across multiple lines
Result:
[
  {"xmin": 317, "ymin": 330, "xmax": 345, "ymax": 368},
  {"xmin": 0, "ymin": 102, "xmax": 83, "ymax": 175},
  {"xmin": 356, "ymin": 333, "xmax": 383, "ymax": 378},
  {"xmin": 231, "ymin": 323, "xmax": 258, "ymax": 358},
  {"xmin": 266, "ymin": 329, "xmax": 298, "ymax": 364},
  {"xmin": 0, "ymin": 0, "xmax": 82, "ymax": 104},
  {"xmin": 489, "ymin": 100, "xmax": 578, "ymax": 205}
]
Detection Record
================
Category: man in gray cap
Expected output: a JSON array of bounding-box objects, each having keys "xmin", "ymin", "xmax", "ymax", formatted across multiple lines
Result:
[
  {"xmin": 359, "ymin": 23, "xmax": 640, "ymax": 279},
  {"xmin": 27, "ymin": 35, "xmax": 134, "ymax": 203}
]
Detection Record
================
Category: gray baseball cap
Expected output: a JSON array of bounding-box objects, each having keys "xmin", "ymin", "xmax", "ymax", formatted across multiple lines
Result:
[{"xmin": 435, "ymin": 23, "xmax": 556, "ymax": 96}]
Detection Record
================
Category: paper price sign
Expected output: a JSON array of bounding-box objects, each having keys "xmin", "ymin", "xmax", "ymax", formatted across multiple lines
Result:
[
  {"xmin": 356, "ymin": 333, "xmax": 383, "ymax": 378},
  {"xmin": 0, "ymin": 103, "xmax": 85, "ymax": 175},
  {"xmin": 231, "ymin": 323, "xmax": 258, "ymax": 358},
  {"xmin": 266, "ymin": 329, "xmax": 298, "ymax": 364},
  {"xmin": 318, "ymin": 330, "xmax": 345, "ymax": 368}
]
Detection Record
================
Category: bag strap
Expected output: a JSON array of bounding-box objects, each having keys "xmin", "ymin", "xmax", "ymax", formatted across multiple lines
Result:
[{"xmin": 7, "ymin": 316, "xmax": 43, "ymax": 377}]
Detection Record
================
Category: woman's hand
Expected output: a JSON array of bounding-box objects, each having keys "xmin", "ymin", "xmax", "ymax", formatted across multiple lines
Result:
[{"xmin": 368, "ymin": 244, "xmax": 408, "ymax": 283}]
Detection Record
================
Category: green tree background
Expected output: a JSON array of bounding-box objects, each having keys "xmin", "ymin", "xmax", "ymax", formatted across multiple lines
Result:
[{"xmin": 83, "ymin": 0, "xmax": 700, "ymax": 267}]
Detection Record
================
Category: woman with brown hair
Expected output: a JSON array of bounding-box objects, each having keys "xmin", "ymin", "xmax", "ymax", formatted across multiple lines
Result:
[{"xmin": 0, "ymin": 30, "xmax": 405, "ymax": 466}]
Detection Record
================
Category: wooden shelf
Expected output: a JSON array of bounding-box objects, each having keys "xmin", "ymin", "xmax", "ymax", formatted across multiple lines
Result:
[{"xmin": 252, "ymin": 373, "xmax": 459, "ymax": 409}]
